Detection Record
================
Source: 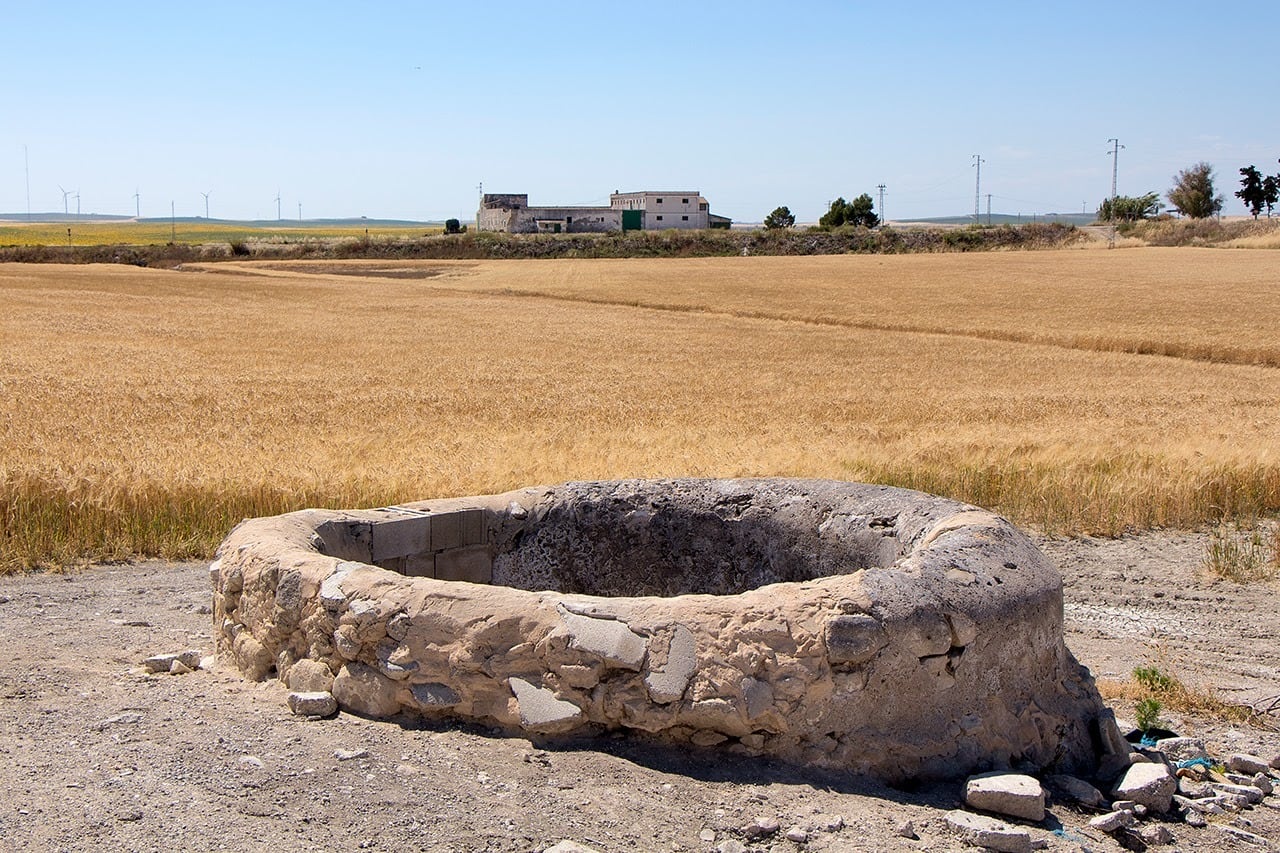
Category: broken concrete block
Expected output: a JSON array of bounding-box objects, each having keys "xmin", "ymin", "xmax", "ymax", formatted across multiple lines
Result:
[
  {"xmin": 644, "ymin": 623, "xmax": 696, "ymax": 703},
  {"xmin": 1228, "ymin": 753, "xmax": 1270, "ymax": 775},
  {"xmin": 286, "ymin": 658, "xmax": 335, "ymax": 693},
  {"xmin": 1046, "ymin": 774, "xmax": 1106, "ymax": 808},
  {"xmin": 332, "ymin": 662, "xmax": 401, "ymax": 717},
  {"xmin": 1089, "ymin": 810, "xmax": 1136, "ymax": 833},
  {"xmin": 964, "ymin": 772, "xmax": 1046, "ymax": 821},
  {"xmin": 824, "ymin": 614, "xmax": 886, "ymax": 666},
  {"xmin": 509, "ymin": 677, "xmax": 583, "ymax": 734},
  {"xmin": 559, "ymin": 608, "xmax": 646, "ymax": 670},
  {"xmin": 1155, "ymin": 736, "xmax": 1209, "ymax": 763}
]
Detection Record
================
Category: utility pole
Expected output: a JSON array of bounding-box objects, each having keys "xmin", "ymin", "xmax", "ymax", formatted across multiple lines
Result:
[
  {"xmin": 1107, "ymin": 138, "xmax": 1124, "ymax": 201},
  {"xmin": 986, "ymin": 193, "xmax": 992, "ymax": 225},
  {"xmin": 973, "ymin": 154, "xmax": 984, "ymax": 224},
  {"xmin": 24, "ymin": 145, "xmax": 31, "ymax": 221},
  {"xmin": 876, "ymin": 184, "xmax": 886, "ymax": 226},
  {"xmin": 171, "ymin": 200, "xmax": 176, "ymax": 242}
]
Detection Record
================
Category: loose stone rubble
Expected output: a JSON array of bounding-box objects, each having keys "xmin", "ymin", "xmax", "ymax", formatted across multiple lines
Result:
[{"xmin": 212, "ymin": 478, "xmax": 1107, "ymax": 781}]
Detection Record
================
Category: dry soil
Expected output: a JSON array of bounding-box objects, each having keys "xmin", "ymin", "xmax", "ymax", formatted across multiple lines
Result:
[{"xmin": 1, "ymin": 529, "xmax": 1277, "ymax": 852}]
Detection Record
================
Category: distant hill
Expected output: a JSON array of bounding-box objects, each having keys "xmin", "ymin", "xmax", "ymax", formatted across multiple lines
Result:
[
  {"xmin": 0, "ymin": 214, "xmax": 442, "ymax": 226},
  {"xmin": 896, "ymin": 212, "xmax": 1095, "ymax": 227}
]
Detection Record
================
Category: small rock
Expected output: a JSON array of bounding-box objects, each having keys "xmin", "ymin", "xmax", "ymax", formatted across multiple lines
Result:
[
  {"xmin": 1154, "ymin": 737, "xmax": 1209, "ymax": 762},
  {"xmin": 334, "ymin": 748, "xmax": 369, "ymax": 761},
  {"xmin": 1184, "ymin": 810, "xmax": 1207, "ymax": 827},
  {"xmin": 944, "ymin": 810, "xmax": 1031, "ymax": 853},
  {"xmin": 698, "ymin": 828, "xmax": 716, "ymax": 843},
  {"xmin": 287, "ymin": 691, "xmax": 338, "ymax": 717},
  {"xmin": 1270, "ymin": 754, "xmax": 1280, "ymax": 770},
  {"xmin": 964, "ymin": 771, "xmax": 1045, "ymax": 821},
  {"xmin": 238, "ymin": 755, "xmax": 264, "ymax": 768},
  {"xmin": 1251, "ymin": 773, "xmax": 1273, "ymax": 795},
  {"xmin": 1137, "ymin": 824, "xmax": 1174, "ymax": 845},
  {"xmin": 784, "ymin": 825, "xmax": 808, "ymax": 843},
  {"xmin": 1178, "ymin": 776, "xmax": 1212, "ymax": 797},
  {"xmin": 896, "ymin": 819, "xmax": 916, "ymax": 839},
  {"xmin": 1090, "ymin": 811, "xmax": 1136, "ymax": 833},
  {"xmin": 1218, "ymin": 826, "xmax": 1269, "ymax": 845},
  {"xmin": 1047, "ymin": 774, "xmax": 1106, "ymax": 808},
  {"xmin": 543, "ymin": 843, "xmax": 602, "ymax": 853},
  {"xmin": 116, "ymin": 809, "xmax": 143, "ymax": 822},
  {"xmin": 814, "ymin": 814, "xmax": 844, "ymax": 832},
  {"xmin": 1111, "ymin": 799, "xmax": 1138, "ymax": 812},
  {"xmin": 1228, "ymin": 754, "xmax": 1270, "ymax": 775},
  {"xmin": 1211, "ymin": 782, "xmax": 1264, "ymax": 804},
  {"xmin": 169, "ymin": 659, "xmax": 192, "ymax": 675},
  {"xmin": 1112, "ymin": 762, "xmax": 1176, "ymax": 813},
  {"xmin": 743, "ymin": 816, "xmax": 779, "ymax": 838},
  {"xmin": 715, "ymin": 841, "xmax": 747, "ymax": 853}
]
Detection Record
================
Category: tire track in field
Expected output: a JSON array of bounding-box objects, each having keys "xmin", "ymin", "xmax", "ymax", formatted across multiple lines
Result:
[{"xmin": 445, "ymin": 285, "xmax": 1280, "ymax": 370}]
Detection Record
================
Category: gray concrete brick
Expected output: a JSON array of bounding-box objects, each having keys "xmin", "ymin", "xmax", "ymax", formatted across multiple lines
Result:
[
  {"xmin": 431, "ymin": 512, "xmax": 462, "ymax": 551},
  {"xmin": 404, "ymin": 554, "xmax": 435, "ymax": 578},
  {"xmin": 459, "ymin": 508, "xmax": 486, "ymax": 545},
  {"xmin": 435, "ymin": 544, "xmax": 491, "ymax": 583},
  {"xmin": 371, "ymin": 515, "xmax": 431, "ymax": 561}
]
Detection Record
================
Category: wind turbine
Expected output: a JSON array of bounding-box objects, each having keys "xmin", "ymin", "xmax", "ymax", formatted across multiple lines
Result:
[
  {"xmin": 201, "ymin": 190, "xmax": 211, "ymax": 220},
  {"xmin": 74, "ymin": 191, "xmax": 80, "ymax": 218},
  {"xmin": 133, "ymin": 189, "xmax": 140, "ymax": 219},
  {"xmin": 59, "ymin": 185, "xmax": 73, "ymax": 215},
  {"xmin": 275, "ymin": 190, "xmax": 281, "ymax": 221}
]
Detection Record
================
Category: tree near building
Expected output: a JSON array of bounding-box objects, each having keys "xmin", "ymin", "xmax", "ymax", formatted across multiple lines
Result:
[
  {"xmin": 1097, "ymin": 192, "xmax": 1162, "ymax": 222},
  {"xmin": 1263, "ymin": 174, "xmax": 1279, "ymax": 219},
  {"xmin": 763, "ymin": 206, "xmax": 796, "ymax": 229},
  {"xmin": 819, "ymin": 194, "xmax": 879, "ymax": 229},
  {"xmin": 1166, "ymin": 162, "xmax": 1224, "ymax": 219},
  {"xmin": 1236, "ymin": 166, "xmax": 1266, "ymax": 218}
]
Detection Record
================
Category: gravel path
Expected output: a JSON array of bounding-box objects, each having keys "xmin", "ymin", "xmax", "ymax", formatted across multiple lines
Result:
[{"xmin": 1, "ymin": 529, "xmax": 1277, "ymax": 852}]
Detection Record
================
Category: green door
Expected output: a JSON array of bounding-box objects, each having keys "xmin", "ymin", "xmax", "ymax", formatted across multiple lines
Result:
[{"xmin": 622, "ymin": 209, "xmax": 642, "ymax": 232}]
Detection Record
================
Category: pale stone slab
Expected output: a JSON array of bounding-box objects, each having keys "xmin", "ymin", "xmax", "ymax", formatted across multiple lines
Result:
[
  {"xmin": 287, "ymin": 691, "xmax": 337, "ymax": 717},
  {"xmin": 944, "ymin": 810, "xmax": 1032, "ymax": 853},
  {"xmin": 644, "ymin": 623, "xmax": 695, "ymax": 703},
  {"xmin": 1111, "ymin": 762, "xmax": 1176, "ymax": 813},
  {"xmin": 964, "ymin": 772, "xmax": 1046, "ymax": 821},
  {"xmin": 559, "ymin": 608, "xmax": 646, "ymax": 670}
]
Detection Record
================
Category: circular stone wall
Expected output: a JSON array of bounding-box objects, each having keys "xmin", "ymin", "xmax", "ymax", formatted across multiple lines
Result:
[{"xmin": 211, "ymin": 479, "xmax": 1105, "ymax": 781}]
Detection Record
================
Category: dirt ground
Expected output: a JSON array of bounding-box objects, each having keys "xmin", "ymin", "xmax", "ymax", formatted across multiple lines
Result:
[{"xmin": 1, "ymin": 529, "xmax": 1277, "ymax": 852}]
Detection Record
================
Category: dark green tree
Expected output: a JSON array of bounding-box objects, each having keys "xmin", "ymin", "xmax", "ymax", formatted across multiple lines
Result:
[
  {"xmin": 1097, "ymin": 192, "xmax": 1162, "ymax": 222},
  {"xmin": 1263, "ymin": 174, "xmax": 1279, "ymax": 219},
  {"xmin": 1167, "ymin": 162, "xmax": 1224, "ymax": 219},
  {"xmin": 1236, "ymin": 166, "xmax": 1266, "ymax": 218},
  {"xmin": 763, "ymin": 206, "xmax": 796, "ymax": 229},
  {"xmin": 819, "ymin": 194, "xmax": 879, "ymax": 229},
  {"xmin": 444, "ymin": 218, "xmax": 463, "ymax": 234}
]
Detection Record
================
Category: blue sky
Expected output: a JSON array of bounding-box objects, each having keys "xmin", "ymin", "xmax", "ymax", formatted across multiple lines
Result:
[{"xmin": 3, "ymin": 1, "xmax": 1277, "ymax": 223}]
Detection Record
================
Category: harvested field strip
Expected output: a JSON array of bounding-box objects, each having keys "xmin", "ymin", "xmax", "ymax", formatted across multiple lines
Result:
[
  {"xmin": 442, "ymin": 285, "xmax": 1280, "ymax": 369},
  {"xmin": 3, "ymin": 258, "xmax": 1280, "ymax": 570}
]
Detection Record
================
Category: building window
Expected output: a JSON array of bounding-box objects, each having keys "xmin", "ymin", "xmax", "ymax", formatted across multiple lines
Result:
[
  {"xmin": 656, "ymin": 215, "xmax": 663, "ymax": 221},
  {"xmin": 681, "ymin": 215, "xmax": 688, "ymax": 221},
  {"xmin": 682, "ymin": 198, "xmax": 689, "ymax": 204},
  {"xmin": 566, "ymin": 216, "xmax": 573, "ymax": 224},
  {"xmin": 656, "ymin": 198, "xmax": 663, "ymax": 204}
]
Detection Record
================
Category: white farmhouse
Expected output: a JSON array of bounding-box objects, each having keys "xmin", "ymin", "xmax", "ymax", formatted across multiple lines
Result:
[{"xmin": 478, "ymin": 190, "xmax": 730, "ymax": 234}]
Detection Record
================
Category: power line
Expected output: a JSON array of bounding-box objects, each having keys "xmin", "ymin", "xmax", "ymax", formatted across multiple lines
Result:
[
  {"xmin": 973, "ymin": 154, "xmax": 984, "ymax": 224},
  {"xmin": 1107, "ymin": 138, "xmax": 1124, "ymax": 200}
]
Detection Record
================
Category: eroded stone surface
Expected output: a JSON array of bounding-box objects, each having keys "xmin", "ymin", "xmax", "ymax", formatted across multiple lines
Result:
[{"xmin": 211, "ymin": 478, "xmax": 1105, "ymax": 781}]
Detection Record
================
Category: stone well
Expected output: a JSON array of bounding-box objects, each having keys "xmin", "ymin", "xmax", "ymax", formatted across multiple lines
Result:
[{"xmin": 211, "ymin": 479, "xmax": 1106, "ymax": 781}]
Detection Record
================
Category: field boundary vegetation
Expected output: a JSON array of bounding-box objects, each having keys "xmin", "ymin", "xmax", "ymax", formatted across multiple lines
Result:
[{"xmin": 0, "ymin": 222, "xmax": 1085, "ymax": 267}]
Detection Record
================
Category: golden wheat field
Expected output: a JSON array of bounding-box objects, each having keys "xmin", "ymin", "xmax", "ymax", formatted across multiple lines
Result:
[{"xmin": 2, "ymin": 248, "xmax": 1278, "ymax": 570}]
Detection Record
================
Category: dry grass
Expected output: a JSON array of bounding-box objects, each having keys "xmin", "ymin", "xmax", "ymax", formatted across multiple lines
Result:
[
  {"xmin": 2, "ymin": 249, "xmax": 1280, "ymax": 570},
  {"xmin": 0, "ymin": 220, "xmax": 436, "ymax": 247},
  {"xmin": 1099, "ymin": 664, "xmax": 1275, "ymax": 730}
]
